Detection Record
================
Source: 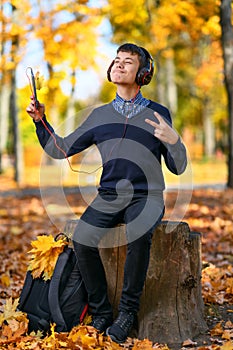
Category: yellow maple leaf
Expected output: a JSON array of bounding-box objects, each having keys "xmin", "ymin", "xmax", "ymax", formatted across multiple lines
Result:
[
  {"xmin": 222, "ymin": 329, "xmax": 233, "ymax": 340},
  {"xmin": 221, "ymin": 341, "xmax": 233, "ymax": 350},
  {"xmin": 29, "ymin": 234, "xmax": 54, "ymax": 252},
  {"xmin": 226, "ymin": 278, "xmax": 233, "ymax": 294},
  {"xmin": 83, "ymin": 313, "xmax": 92, "ymax": 325},
  {"xmin": 0, "ymin": 298, "xmax": 28, "ymax": 330},
  {"xmin": 68, "ymin": 325, "xmax": 89, "ymax": 343},
  {"xmin": 132, "ymin": 339, "xmax": 154, "ymax": 350},
  {"xmin": 50, "ymin": 323, "xmax": 56, "ymax": 339},
  {"xmin": 27, "ymin": 235, "xmax": 68, "ymax": 280},
  {"xmin": 82, "ymin": 333, "xmax": 98, "ymax": 347},
  {"xmin": 6, "ymin": 318, "xmax": 28, "ymax": 339},
  {"xmin": 35, "ymin": 71, "xmax": 45, "ymax": 90},
  {"xmin": 1, "ymin": 273, "xmax": 11, "ymax": 287},
  {"xmin": 210, "ymin": 322, "xmax": 224, "ymax": 336},
  {"xmin": 225, "ymin": 321, "xmax": 233, "ymax": 328},
  {"xmin": 69, "ymin": 325, "xmax": 123, "ymax": 349}
]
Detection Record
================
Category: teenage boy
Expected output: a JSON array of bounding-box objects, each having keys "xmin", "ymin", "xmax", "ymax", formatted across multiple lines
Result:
[{"xmin": 26, "ymin": 43, "xmax": 187, "ymax": 343}]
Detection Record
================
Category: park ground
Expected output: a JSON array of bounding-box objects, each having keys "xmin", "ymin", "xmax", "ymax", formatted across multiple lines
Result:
[{"xmin": 0, "ymin": 159, "xmax": 233, "ymax": 349}]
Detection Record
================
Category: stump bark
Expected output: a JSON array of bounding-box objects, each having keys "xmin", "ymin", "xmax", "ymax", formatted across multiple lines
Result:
[{"xmin": 99, "ymin": 221, "xmax": 208, "ymax": 349}]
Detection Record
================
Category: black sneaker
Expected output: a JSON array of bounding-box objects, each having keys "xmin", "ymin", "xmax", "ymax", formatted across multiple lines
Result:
[
  {"xmin": 106, "ymin": 311, "xmax": 135, "ymax": 343},
  {"xmin": 91, "ymin": 315, "xmax": 113, "ymax": 333}
]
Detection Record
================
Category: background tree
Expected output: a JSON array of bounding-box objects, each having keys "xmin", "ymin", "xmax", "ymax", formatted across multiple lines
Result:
[
  {"xmin": 220, "ymin": 0, "xmax": 233, "ymax": 188},
  {"xmin": 107, "ymin": 0, "xmax": 224, "ymax": 160},
  {"xmin": 0, "ymin": 0, "xmax": 10, "ymax": 174},
  {"xmin": 0, "ymin": 0, "xmax": 230, "ymax": 186},
  {"xmin": 1, "ymin": 0, "xmax": 105, "ymax": 182},
  {"xmin": 29, "ymin": 0, "xmax": 103, "ymax": 126},
  {"xmin": 0, "ymin": 0, "xmax": 30, "ymax": 182}
]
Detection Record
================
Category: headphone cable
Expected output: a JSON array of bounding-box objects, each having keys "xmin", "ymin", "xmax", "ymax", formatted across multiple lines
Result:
[{"xmin": 26, "ymin": 68, "xmax": 135, "ymax": 176}]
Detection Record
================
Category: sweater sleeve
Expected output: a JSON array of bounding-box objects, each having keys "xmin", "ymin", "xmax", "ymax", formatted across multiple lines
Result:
[
  {"xmin": 149, "ymin": 102, "xmax": 187, "ymax": 175},
  {"xmin": 34, "ymin": 115, "xmax": 95, "ymax": 159},
  {"xmin": 161, "ymin": 137, "xmax": 187, "ymax": 175}
]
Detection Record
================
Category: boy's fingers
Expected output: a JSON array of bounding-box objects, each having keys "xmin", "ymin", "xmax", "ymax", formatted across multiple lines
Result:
[
  {"xmin": 145, "ymin": 118, "xmax": 157, "ymax": 127},
  {"xmin": 145, "ymin": 112, "xmax": 164, "ymax": 127},
  {"xmin": 154, "ymin": 112, "xmax": 164, "ymax": 124}
]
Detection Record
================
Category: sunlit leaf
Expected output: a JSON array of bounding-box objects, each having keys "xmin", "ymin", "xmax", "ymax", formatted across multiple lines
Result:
[
  {"xmin": 132, "ymin": 338, "xmax": 154, "ymax": 349},
  {"xmin": 210, "ymin": 322, "xmax": 224, "ymax": 336},
  {"xmin": 27, "ymin": 235, "xmax": 68, "ymax": 280},
  {"xmin": 222, "ymin": 329, "xmax": 233, "ymax": 340},
  {"xmin": 182, "ymin": 338, "xmax": 197, "ymax": 347},
  {"xmin": 0, "ymin": 298, "xmax": 28, "ymax": 329},
  {"xmin": 35, "ymin": 71, "xmax": 45, "ymax": 90},
  {"xmin": 220, "ymin": 340, "xmax": 233, "ymax": 350},
  {"xmin": 1, "ymin": 273, "xmax": 11, "ymax": 287}
]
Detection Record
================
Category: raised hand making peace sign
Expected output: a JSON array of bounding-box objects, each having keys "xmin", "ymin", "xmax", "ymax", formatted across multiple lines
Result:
[{"xmin": 145, "ymin": 111, "xmax": 179, "ymax": 145}]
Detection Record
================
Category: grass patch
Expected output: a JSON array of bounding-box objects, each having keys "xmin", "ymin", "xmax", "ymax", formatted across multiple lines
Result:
[{"xmin": 0, "ymin": 158, "xmax": 227, "ymax": 190}]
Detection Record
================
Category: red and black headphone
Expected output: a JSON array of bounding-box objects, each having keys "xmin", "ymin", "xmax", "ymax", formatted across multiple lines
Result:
[{"xmin": 107, "ymin": 45, "xmax": 154, "ymax": 86}]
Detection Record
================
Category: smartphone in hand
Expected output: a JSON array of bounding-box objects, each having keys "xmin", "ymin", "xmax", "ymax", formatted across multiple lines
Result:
[{"xmin": 31, "ymin": 69, "xmax": 39, "ymax": 110}]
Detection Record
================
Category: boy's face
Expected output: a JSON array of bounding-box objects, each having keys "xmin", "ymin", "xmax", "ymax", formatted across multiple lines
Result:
[{"xmin": 110, "ymin": 51, "xmax": 140, "ymax": 86}]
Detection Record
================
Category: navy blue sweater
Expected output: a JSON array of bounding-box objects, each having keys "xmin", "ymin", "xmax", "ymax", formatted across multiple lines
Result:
[{"xmin": 35, "ymin": 101, "xmax": 187, "ymax": 193}]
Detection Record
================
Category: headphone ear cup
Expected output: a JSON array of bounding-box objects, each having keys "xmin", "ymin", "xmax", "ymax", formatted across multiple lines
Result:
[
  {"xmin": 107, "ymin": 60, "xmax": 115, "ymax": 82},
  {"xmin": 136, "ymin": 59, "xmax": 154, "ymax": 86},
  {"xmin": 136, "ymin": 68, "xmax": 150, "ymax": 86}
]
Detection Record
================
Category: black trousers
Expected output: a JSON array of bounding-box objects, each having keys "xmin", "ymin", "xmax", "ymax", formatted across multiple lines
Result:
[{"xmin": 72, "ymin": 190, "xmax": 164, "ymax": 316}]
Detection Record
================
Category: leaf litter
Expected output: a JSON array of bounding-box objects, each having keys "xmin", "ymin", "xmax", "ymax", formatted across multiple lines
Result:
[{"xmin": 0, "ymin": 188, "xmax": 233, "ymax": 349}]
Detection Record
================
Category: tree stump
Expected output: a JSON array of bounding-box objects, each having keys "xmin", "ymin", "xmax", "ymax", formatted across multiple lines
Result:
[{"xmin": 99, "ymin": 221, "xmax": 208, "ymax": 349}]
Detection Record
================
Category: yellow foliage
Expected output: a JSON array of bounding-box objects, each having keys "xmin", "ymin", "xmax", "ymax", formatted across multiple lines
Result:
[
  {"xmin": 27, "ymin": 235, "xmax": 68, "ymax": 280},
  {"xmin": 226, "ymin": 277, "xmax": 233, "ymax": 295},
  {"xmin": 210, "ymin": 321, "xmax": 224, "ymax": 336},
  {"xmin": 108, "ymin": 0, "xmax": 220, "ymax": 64},
  {"xmin": 1, "ymin": 273, "xmax": 11, "ymax": 287},
  {"xmin": 221, "ymin": 341, "xmax": 233, "ymax": 350},
  {"xmin": 202, "ymin": 264, "xmax": 233, "ymax": 304},
  {"xmin": 201, "ymin": 14, "xmax": 221, "ymax": 37},
  {"xmin": 5, "ymin": 61, "xmax": 16, "ymax": 71},
  {"xmin": 195, "ymin": 41, "xmax": 223, "ymax": 92},
  {"xmin": 108, "ymin": 0, "xmax": 149, "ymax": 43},
  {"xmin": 68, "ymin": 325, "xmax": 121, "ymax": 349},
  {"xmin": 11, "ymin": 0, "xmax": 31, "ymax": 13},
  {"xmin": 35, "ymin": 71, "xmax": 46, "ymax": 90},
  {"xmin": 132, "ymin": 338, "xmax": 153, "ymax": 350},
  {"xmin": 83, "ymin": 313, "xmax": 92, "ymax": 325},
  {"xmin": 0, "ymin": 298, "xmax": 28, "ymax": 329},
  {"xmin": 10, "ymin": 23, "xmax": 25, "ymax": 36}
]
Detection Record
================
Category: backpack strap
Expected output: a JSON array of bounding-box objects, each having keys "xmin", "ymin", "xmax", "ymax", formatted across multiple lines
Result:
[
  {"xmin": 48, "ymin": 246, "xmax": 73, "ymax": 332},
  {"xmin": 18, "ymin": 271, "xmax": 34, "ymax": 309}
]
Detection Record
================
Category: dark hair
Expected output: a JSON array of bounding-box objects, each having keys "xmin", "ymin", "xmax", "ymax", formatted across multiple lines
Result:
[{"xmin": 117, "ymin": 43, "xmax": 149, "ymax": 69}]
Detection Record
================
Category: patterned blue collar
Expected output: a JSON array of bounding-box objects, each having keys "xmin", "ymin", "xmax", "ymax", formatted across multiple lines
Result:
[{"xmin": 112, "ymin": 91, "xmax": 150, "ymax": 118}]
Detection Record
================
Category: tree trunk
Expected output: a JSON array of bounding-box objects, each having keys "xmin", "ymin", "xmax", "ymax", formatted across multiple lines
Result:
[
  {"xmin": 156, "ymin": 54, "xmax": 166, "ymax": 105},
  {"xmin": 9, "ymin": 67, "xmax": 24, "ymax": 184},
  {"xmin": 9, "ymin": 4, "xmax": 24, "ymax": 184},
  {"xmin": 203, "ymin": 99, "xmax": 215, "ymax": 158},
  {"xmin": 220, "ymin": 0, "xmax": 233, "ymax": 187},
  {"xmin": 0, "ymin": 1, "xmax": 10, "ymax": 174},
  {"xmin": 99, "ymin": 221, "xmax": 208, "ymax": 349},
  {"xmin": 166, "ymin": 56, "xmax": 178, "ymax": 115},
  {"xmin": 0, "ymin": 86, "xmax": 10, "ymax": 173}
]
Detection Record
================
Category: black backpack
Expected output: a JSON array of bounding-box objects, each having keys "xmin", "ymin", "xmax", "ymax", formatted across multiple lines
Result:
[{"xmin": 18, "ymin": 240, "xmax": 88, "ymax": 334}]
